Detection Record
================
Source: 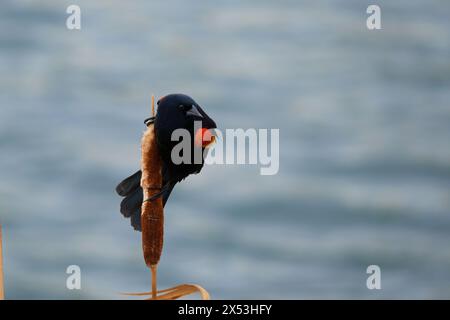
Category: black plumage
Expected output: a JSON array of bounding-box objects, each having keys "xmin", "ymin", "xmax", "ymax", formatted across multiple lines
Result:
[{"xmin": 116, "ymin": 94, "xmax": 217, "ymax": 231}]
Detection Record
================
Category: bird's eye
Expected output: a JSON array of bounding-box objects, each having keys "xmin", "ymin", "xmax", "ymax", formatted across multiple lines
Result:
[{"xmin": 178, "ymin": 104, "xmax": 192, "ymax": 112}]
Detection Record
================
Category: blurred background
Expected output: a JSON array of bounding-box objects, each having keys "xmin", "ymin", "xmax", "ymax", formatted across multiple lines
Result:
[{"xmin": 1, "ymin": 0, "xmax": 449, "ymax": 299}]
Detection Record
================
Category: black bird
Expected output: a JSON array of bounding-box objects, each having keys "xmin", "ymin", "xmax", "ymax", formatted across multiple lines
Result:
[{"xmin": 115, "ymin": 94, "xmax": 217, "ymax": 231}]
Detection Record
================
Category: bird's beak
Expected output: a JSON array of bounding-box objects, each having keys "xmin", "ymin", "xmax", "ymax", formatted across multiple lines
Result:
[{"xmin": 186, "ymin": 105, "xmax": 204, "ymax": 118}]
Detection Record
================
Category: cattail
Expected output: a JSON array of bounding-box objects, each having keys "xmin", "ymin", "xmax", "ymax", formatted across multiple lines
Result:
[{"xmin": 140, "ymin": 124, "xmax": 164, "ymax": 267}]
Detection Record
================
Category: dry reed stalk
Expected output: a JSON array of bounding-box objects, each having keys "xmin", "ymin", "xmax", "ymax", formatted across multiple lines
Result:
[{"xmin": 0, "ymin": 224, "xmax": 4, "ymax": 300}]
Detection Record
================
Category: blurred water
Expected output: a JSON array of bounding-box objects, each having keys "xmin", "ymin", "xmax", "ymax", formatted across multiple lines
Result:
[{"xmin": 1, "ymin": 0, "xmax": 450, "ymax": 299}]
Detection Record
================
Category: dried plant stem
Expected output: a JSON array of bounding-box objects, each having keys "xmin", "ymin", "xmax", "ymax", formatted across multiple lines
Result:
[
  {"xmin": 151, "ymin": 265, "xmax": 157, "ymax": 299},
  {"xmin": 151, "ymin": 94, "xmax": 155, "ymax": 117},
  {"xmin": 0, "ymin": 225, "xmax": 4, "ymax": 300}
]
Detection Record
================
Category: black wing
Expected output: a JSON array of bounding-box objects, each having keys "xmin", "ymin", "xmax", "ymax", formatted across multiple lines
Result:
[{"xmin": 115, "ymin": 167, "xmax": 176, "ymax": 231}]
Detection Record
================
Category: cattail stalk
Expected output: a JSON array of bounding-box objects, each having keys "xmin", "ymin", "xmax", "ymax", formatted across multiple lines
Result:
[{"xmin": 140, "ymin": 124, "xmax": 164, "ymax": 268}]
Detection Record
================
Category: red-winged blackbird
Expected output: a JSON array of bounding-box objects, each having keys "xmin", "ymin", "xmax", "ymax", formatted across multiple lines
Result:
[{"xmin": 115, "ymin": 94, "xmax": 217, "ymax": 231}]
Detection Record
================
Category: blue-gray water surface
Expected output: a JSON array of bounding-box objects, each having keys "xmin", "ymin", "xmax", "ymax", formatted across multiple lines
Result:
[{"xmin": 1, "ymin": 0, "xmax": 449, "ymax": 299}]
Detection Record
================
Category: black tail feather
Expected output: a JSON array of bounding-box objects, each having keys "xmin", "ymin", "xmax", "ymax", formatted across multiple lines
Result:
[
  {"xmin": 130, "ymin": 210, "xmax": 142, "ymax": 231},
  {"xmin": 120, "ymin": 187, "xmax": 143, "ymax": 217},
  {"xmin": 116, "ymin": 167, "xmax": 176, "ymax": 232},
  {"xmin": 115, "ymin": 170, "xmax": 141, "ymax": 196}
]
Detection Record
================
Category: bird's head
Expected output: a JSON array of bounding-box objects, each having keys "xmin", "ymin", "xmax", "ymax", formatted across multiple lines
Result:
[{"xmin": 153, "ymin": 94, "xmax": 217, "ymax": 170}]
